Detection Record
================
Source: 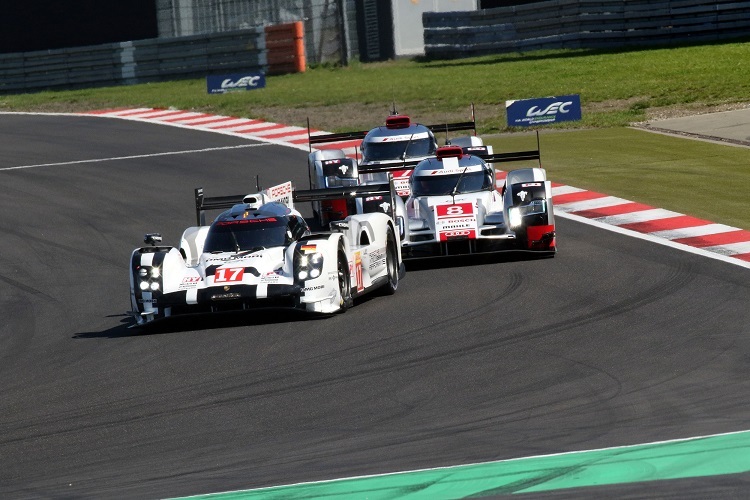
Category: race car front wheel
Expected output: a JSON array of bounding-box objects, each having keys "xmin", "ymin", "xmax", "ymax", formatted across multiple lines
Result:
[
  {"xmin": 381, "ymin": 227, "xmax": 399, "ymax": 295},
  {"xmin": 337, "ymin": 249, "xmax": 353, "ymax": 312}
]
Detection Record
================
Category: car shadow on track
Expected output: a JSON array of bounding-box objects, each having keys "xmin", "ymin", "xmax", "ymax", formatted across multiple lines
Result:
[
  {"xmin": 404, "ymin": 250, "xmax": 555, "ymax": 272},
  {"xmin": 73, "ymin": 309, "xmax": 323, "ymax": 339}
]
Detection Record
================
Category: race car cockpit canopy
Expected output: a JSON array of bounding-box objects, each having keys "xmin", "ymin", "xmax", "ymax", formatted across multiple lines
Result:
[
  {"xmin": 410, "ymin": 147, "xmax": 493, "ymax": 197},
  {"xmin": 361, "ymin": 116, "xmax": 437, "ymax": 163},
  {"xmin": 203, "ymin": 204, "xmax": 308, "ymax": 253}
]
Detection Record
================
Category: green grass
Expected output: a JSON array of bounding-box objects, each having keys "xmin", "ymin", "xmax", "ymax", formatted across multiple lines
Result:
[
  {"xmin": 2, "ymin": 40, "xmax": 750, "ymax": 229},
  {"xmin": 3, "ymin": 40, "xmax": 750, "ymax": 133},
  {"xmin": 491, "ymin": 129, "xmax": 750, "ymax": 230}
]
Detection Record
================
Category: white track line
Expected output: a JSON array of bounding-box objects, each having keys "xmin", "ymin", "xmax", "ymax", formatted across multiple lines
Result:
[{"xmin": 0, "ymin": 144, "xmax": 269, "ymax": 171}]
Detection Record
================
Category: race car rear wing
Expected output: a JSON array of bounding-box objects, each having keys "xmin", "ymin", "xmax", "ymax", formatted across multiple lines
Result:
[
  {"xmin": 356, "ymin": 159, "xmax": 422, "ymax": 175},
  {"xmin": 479, "ymin": 150, "xmax": 541, "ymax": 164},
  {"xmin": 194, "ymin": 188, "xmax": 246, "ymax": 226},
  {"xmin": 307, "ymin": 128, "xmax": 368, "ymax": 147},
  {"xmin": 194, "ymin": 181, "xmax": 293, "ymax": 226},
  {"xmin": 306, "ymin": 104, "xmax": 478, "ymax": 149},
  {"xmin": 354, "ymin": 146, "xmax": 541, "ymax": 175},
  {"xmin": 195, "ymin": 179, "xmax": 399, "ymax": 226},
  {"xmin": 293, "ymin": 181, "xmax": 398, "ymax": 221},
  {"xmin": 426, "ymin": 120, "xmax": 477, "ymax": 136}
]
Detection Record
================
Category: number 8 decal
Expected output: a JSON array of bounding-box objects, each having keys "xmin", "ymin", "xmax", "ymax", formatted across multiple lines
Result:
[{"xmin": 446, "ymin": 205, "xmax": 464, "ymax": 215}]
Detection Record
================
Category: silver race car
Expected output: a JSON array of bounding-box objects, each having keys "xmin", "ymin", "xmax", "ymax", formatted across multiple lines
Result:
[
  {"xmin": 128, "ymin": 181, "xmax": 403, "ymax": 327},
  {"xmin": 306, "ymin": 107, "xmax": 479, "ymax": 225},
  {"xmin": 360, "ymin": 144, "xmax": 556, "ymax": 259}
]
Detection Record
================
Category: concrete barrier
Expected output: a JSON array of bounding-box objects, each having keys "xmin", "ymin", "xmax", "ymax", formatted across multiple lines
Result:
[{"xmin": 0, "ymin": 28, "xmax": 266, "ymax": 93}]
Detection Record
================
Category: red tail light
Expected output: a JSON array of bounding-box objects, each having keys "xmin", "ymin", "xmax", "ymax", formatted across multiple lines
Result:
[
  {"xmin": 385, "ymin": 115, "xmax": 411, "ymax": 129},
  {"xmin": 436, "ymin": 145, "xmax": 463, "ymax": 160}
]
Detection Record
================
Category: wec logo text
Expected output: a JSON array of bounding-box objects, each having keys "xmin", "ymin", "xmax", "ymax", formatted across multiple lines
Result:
[
  {"xmin": 526, "ymin": 101, "xmax": 573, "ymax": 117},
  {"xmin": 207, "ymin": 72, "xmax": 266, "ymax": 94},
  {"xmin": 221, "ymin": 76, "xmax": 262, "ymax": 89},
  {"xmin": 506, "ymin": 94, "xmax": 581, "ymax": 127}
]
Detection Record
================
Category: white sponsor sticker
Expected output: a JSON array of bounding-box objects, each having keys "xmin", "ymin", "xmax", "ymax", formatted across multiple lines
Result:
[
  {"xmin": 265, "ymin": 181, "xmax": 293, "ymax": 205},
  {"xmin": 419, "ymin": 165, "xmax": 484, "ymax": 176},
  {"xmin": 367, "ymin": 132, "xmax": 430, "ymax": 142},
  {"xmin": 434, "ymin": 203, "xmax": 478, "ymax": 242}
]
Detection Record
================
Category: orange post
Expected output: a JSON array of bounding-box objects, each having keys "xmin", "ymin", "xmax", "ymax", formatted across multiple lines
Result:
[
  {"xmin": 265, "ymin": 21, "xmax": 306, "ymax": 75},
  {"xmin": 292, "ymin": 21, "xmax": 305, "ymax": 73}
]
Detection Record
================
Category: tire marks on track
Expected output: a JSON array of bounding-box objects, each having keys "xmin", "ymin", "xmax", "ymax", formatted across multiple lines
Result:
[{"xmin": 3, "ymin": 258, "xmax": 696, "ymax": 446}]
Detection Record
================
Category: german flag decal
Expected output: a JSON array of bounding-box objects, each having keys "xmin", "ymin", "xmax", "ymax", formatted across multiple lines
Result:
[{"xmin": 300, "ymin": 244, "xmax": 317, "ymax": 253}]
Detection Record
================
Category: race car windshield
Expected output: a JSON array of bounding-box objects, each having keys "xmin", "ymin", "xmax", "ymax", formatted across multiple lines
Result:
[
  {"xmin": 363, "ymin": 138, "xmax": 435, "ymax": 162},
  {"xmin": 411, "ymin": 171, "xmax": 492, "ymax": 196},
  {"xmin": 204, "ymin": 217, "xmax": 289, "ymax": 253}
]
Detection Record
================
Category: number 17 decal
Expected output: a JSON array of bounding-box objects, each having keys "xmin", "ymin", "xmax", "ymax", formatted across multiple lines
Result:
[{"xmin": 214, "ymin": 267, "xmax": 245, "ymax": 283}]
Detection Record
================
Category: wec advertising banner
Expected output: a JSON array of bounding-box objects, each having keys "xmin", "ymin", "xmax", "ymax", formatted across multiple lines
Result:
[
  {"xmin": 207, "ymin": 72, "xmax": 266, "ymax": 94},
  {"xmin": 506, "ymin": 94, "xmax": 582, "ymax": 127}
]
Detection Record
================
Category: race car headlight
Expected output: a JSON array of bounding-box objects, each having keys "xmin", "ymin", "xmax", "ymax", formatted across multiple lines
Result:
[
  {"xmin": 295, "ymin": 249, "xmax": 324, "ymax": 282},
  {"xmin": 509, "ymin": 207, "xmax": 523, "ymax": 229},
  {"xmin": 136, "ymin": 265, "xmax": 162, "ymax": 293},
  {"xmin": 509, "ymin": 201, "xmax": 547, "ymax": 229}
]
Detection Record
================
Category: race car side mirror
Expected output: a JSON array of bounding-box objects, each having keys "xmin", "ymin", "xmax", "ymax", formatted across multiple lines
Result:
[
  {"xmin": 329, "ymin": 221, "xmax": 349, "ymax": 232},
  {"xmin": 144, "ymin": 233, "xmax": 162, "ymax": 246}
]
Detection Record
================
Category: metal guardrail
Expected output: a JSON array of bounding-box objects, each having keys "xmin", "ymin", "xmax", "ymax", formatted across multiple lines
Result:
[
  {"xmin": 423, "ymin": 0, "xmax": 750, "ymax": 59},
  {"xmin": 0, "ymin": 28, "xmax": 266, "ymax": 93}
]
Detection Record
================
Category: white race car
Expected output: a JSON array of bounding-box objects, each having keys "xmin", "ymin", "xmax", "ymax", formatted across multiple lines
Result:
[
  {"xmin": 361, "ymin": 144, "xmax": 556, "ymax": 259},
  {"xmin": 128, "ymin": 181, "xmax": 403, "ymax": 327},
  {"xmin": 305, "ymin": 108, "xmax": 478, "ymax": 225}
]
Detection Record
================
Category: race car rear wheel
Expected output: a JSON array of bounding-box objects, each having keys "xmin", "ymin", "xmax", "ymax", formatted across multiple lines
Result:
[
  {"xmin": 337, "ymin": 249, "xmax": 353, "ymax": 311},
  {"xmin": 381, "ymin": 227, "xmax": 399, "ymax": 295}
]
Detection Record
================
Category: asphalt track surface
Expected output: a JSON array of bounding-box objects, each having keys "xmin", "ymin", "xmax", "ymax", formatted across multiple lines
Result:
[{"xmin": 1, "ymin": 114, "xmax": 750, "ymax": 499}]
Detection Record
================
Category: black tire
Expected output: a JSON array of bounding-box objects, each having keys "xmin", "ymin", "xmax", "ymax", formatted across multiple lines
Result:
[
  {"xmin": 337, "ymin": 249, "xmax": 353, "ymax": 312},
  {"xmin": 381, "ymin": 228, "xmax": 399, "ymax": 295}
]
